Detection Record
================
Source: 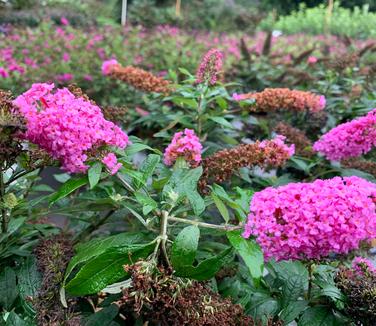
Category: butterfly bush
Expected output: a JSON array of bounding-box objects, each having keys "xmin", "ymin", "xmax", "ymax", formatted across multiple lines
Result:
[
  {"xmin": 243, "ymin": 176, "xmax": 376, "ymax": 261},
  {"xmin": 13, "ymin": 83, "xmax": 129, "ymax": 173},
  {"xmin": 313, "ymin": 108, "xmax": 376, "ymax": 161},
  {"xmin": 195, "ymin": 48, "xmax": 224, "ymax": 85},
  {"xmin": 164, "ymin": 129, "xmax": 202, "ymax": 167},
  {"xmin": 233, "ymin": 88, "xmax": 326, "ymax": 113}
]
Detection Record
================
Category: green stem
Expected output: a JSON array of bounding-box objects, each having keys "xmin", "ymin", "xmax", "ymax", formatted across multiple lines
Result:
[
  {"xmin": 168, "ymin": 215, "xmax": 242, "ymax": 231},
  {"xmin": 160, "ymin": 211, "xmax": 171, "ymax": 267},
  {"xmin": 197, "ymin": 94, "xmax": 204, "ymax": 139},
  {"xmin": 5, "ymin": 170, "xmax": 32, "ymax": 186},
  {"xmin": 0, "ymin": 169, "xmax": 8, "ymax": 233},
  {"xmin": 115, "ymin": 172, "xmax": 135, "ymax": 193}
]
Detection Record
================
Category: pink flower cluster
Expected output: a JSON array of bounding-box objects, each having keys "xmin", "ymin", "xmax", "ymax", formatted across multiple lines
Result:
[
  {"xmin": 260, "ymin": 135, "xmax": 295, "ymax": 159},
  {"xmin": 101, "ymin": 59, "xmax": 119, "ymax": 75},
  {"xmin": 352, "ymin": 257, "xmax": 376, "ymax": 274},
  {"xmin": 243, "ymin": 176, "xmax": 376, "ymax": 261},
  {"xmin": 164, "ymin": 129, "xmax": 202, "ymax": 167},
  {"xmin": 195, "ymin": 48, "xmax": 223, "ymax": 85},
  {"xmin": 313, "ymin": 109, "xmax": 376, "ymax": 161},
  {"xmin": 13, "ymin": 83, "xmax": 129, "ymax": 173},
  {"xmin": 102, "ymin": 153, "xmax": 122, "ymax": 175}
]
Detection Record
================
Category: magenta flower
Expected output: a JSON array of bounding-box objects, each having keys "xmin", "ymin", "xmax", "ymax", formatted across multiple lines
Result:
[
  {"xmin": 243, "ymin": 176, "xmax": 376, "ymax": 261},
  {"xmin": 0, "ymin": 67, "xmax": 9, "ymax": 78},
  {"xmin": 102, "ymin": 153, "xmax": 122, "ymax": 175},
  {"xmin": 195, "ymin": 48, "xmax": 223, "ymax": 85},
  {"xmin": 101, "ymin": 59, "xmax": 118, "ymax": 75},
  {"xmin": 164, "ymin": 129, "xmax": 202, "ymax": 167},
  {"xmin": 13, "ymin": 83, "xmax": 129, "ymax": 173},
  {"xmin": 61, "ymin": 17, "xmax": 69, "ymax": 26},
  {"xmin": 313, "ymin": 108, "xmax": 376, "ymax": 161},
  {"xmin": 307, "ymin": 56, "xmax": 318, "ymax": 64},
  {"xmin": 62, "ymin": 52, "xmax": 70, "ymax": 62}
]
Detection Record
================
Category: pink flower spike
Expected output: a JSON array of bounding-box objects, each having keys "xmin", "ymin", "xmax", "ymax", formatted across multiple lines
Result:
[{"xmin": 164, "ymin": 129, "xmax": 202, "ymax": 167}]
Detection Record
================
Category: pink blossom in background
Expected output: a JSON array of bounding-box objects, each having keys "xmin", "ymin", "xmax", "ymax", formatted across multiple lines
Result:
[
  {"xmin": 135, "ymin": 107, "xmax": 149, "ymax": 117},
  {"xmin": 83, "ymin": 74, "xmax": 93, "ymax": 81},
  {"xmin": 243, "ymin": 176, "xmax": 376, "ymax": 261},
  {"xmin": 62, "ymin": 52, "xmax": 70, "ymax": 62},
  {"xmin": 101, "ymin": 59, "xmax": 118, "ymax": 75},
  {"xmin": 313, "ymin": 108, "xmax": 376, "ymax": 161},
  {"xmin": 56, "ymin": 73, "xmax": 73, "ymax": 82},
  {"xmin": 102, "ymin": 153, "xmax": 122, "ymax": 175},
  {"xmin": 232, "ymin": 93, "xmax": 247, "ymax": 101},
  {"xmin": 13, "ymin": 83, "xmax": 129, "ymax": 173},
  {"xmin": 164, "ymin": 129, "xmax": 202, "ymax": 167},
  {"xmin": 61, "ymin": 17, "xmax": 69, "ymax": 26},
  {"xmin": 307, "ymin": 56, "xmax": 318, "ymax": 64},
  {"xmin": 352, "ymin": 257, "xmax": 376, "ymax": 274},
  {"xmin": 0, "ymin": 67, "xmax": 9, "ymax": 78}
]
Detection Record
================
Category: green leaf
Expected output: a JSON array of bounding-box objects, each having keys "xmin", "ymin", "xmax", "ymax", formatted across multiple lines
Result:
[
  {"xmin": 66, "ymin": 242, "xmax": 155, "ymax": 296},
  {"xmin": 134, "ymin": 192, "xmax": 158, "ymax": 215},
  {"xmin": 208, "ymin": 116, "xmax": 234, "ymax": 129},
  {"xmin": 171, "ymin": 226, "xmax": 200, "ymax": 270},
  {"xmin": 281, "ymin": 275, "xmax": 305, "ymax": 306},
  {"xmin": 88, "ymin": 162, "xmax": 102, "ymax": 189},
  {"xmin": 0, "ymin": 267, "xmax": 18, "ymax": 310},
  {"xmin": 172, "ymin": 97, "xmax": 198, "ymax": 109},
  {"xmin": 8, "ymin": 216, "xmax": 27, "ymax": 235},
  {"xmin": 64, "ymin": 233, "xmax": 145, "ymax": 285},
  {"xmin": 227, "ymin": 230, "xmax": 263, "ymax": 283},
  {"xmin": 5, "ymin": 311, "xmax": 28, "ymax": 326},
  {"xmin": 178, "ymin": 67, "xmax": 192, "ymax": 76},
  {"xmin": 298, "ymin": 306, "xmax": 341, "ymax": 326},
  {"xmin": 17, "ymin": 256, "xmax": 41, "ymax": 316},
  {"xmin": 279, "ymin": 300, "xmax": 308, "ymax": 323},
  {"xmin": 174, "ymin": 247, "xmax": 233, "ymax": 281},
  {"xmin": 83, "ymin": 304, "xmax": 119, "ymax": 326},
  {"xmin": 339, "ymin": 168, "xmax": 376, "ymax": 183},
  {"xmin": 268, "ymin": 260, "xmax": 309, "ymax": 290},
  {"xmin": 125, "ymin": 143, "xmax": 160, "ymax": 156},
  {"xmin": 215, "ymin": 97, "xmax": 228, "ymax": 110},
  {"xmin": 247, "ymin": 292, "xmax": 279, "ymax": 318},
  {"xmin": 164, "ymin": 167, "xmax": 205, "ymax": 216},
  {"xmin": 49, "ymin": 176, "xmax": 88, "ymax": 205},
  {"xmin": 211, "ymin": 193, "xmax": 230, "ymax": 223},
  {"xmin": 134, "ymin": 154, "xmax": 160, "ymax": 189}
]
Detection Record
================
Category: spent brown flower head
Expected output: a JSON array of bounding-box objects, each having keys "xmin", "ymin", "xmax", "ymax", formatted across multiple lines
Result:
[
  {"xmin": 120, "ymin": 261, "xmax": 257, "ymax": 326},
  {"xmin": 236, "ymin": 88, "xmax": 325, "ymax": 113},
  {"xmin": 274, "ymin": 122, "xmax": 314, "ymax": 157},
  {"xmin": 199, "ymin": 138, "xmax": 293, "ymax": 194},
  {"xmin": 102, "ymin": 105, "xmax": 128, "ymax": 124},
  {"xmin": 110, "ymin": 64, "xmax": 172, "ymax": 94},
  {"xmin": 0, "ymin": 90, "xmax": 25, "ymax": 168},
  {"xmin": 335, "ymin": 265, "xmax": 376, "ymax": 325},
  {"xmin": 34, "ymin": 234, "xmax": 80, "ymax": 325},
  {"xmin": 329, "ymin": 53, "xmax": 359, "ymax": 71}
]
